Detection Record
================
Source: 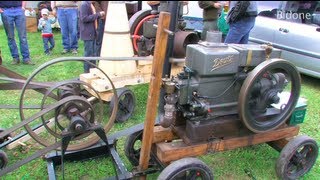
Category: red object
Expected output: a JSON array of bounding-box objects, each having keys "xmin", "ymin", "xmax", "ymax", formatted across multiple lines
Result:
[
  {"xmin": 133, "ymin": 14, "xmax": 157, "ymax": 52},
  {"xmin": 42, "ymin": 33, "xmax": 54, "ymax": 38}
]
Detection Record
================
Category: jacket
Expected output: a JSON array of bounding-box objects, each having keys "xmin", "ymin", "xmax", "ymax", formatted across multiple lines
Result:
[
  {"xmin": 38, "ymin": 17, "xmax": 56, "ymax": 34},
  {"xmin": 229, "ymin": 1, "xmax": 258, "ymax": 17},
  {"xmin": 79, "ymin": 1, "xmax": 102, "ymax": 40},
  {"xmin": 198, "ymin": 1, "xmax": 220, "ymax": 21}
]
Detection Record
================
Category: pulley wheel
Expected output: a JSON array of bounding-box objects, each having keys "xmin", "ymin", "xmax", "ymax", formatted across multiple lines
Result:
[
  {"xmin": 239, "ymin": 59, "xmax": 301, "ymax": 133},
  {"xmin": 158, "ymin": 157, "xmax": 214, "ymax": 180},
  {"xmin": 19, "ymin": 59, "xmax": 118, "ymax": 151},
  {"xmin": 276, "ymin": 135, "xmax": 318, "ymax": 179},
  {"xmin": 110, "ymin": 87, "xmax": 136, "ymax": 123},
  {"xmin": 129, "ymin": 9, "xmax": 152, "ymax": 36}
]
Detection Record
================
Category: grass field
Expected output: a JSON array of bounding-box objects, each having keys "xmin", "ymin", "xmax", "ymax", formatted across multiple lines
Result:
[{"xmin": 0, "ymin": 26, "xmax": 319, "ymax": 180}]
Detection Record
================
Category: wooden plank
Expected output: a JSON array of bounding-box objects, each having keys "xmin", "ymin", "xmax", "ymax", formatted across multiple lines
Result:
[
  {"xmin": 153, "ymin": 126, "xmax": 176, "ymax": 143},
  {"xmin": 6, "ymin": 119, "xmax": 55, "ymax": 150},
  {"xmin": 138, "ymin": 12, "xmax": 171, "ymax": 176},
  {"xmin": 156, "ymin": 125, "xmax": 300, "ymax": 163}
]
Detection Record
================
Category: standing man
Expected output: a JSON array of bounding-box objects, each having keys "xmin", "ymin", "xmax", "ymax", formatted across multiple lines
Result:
[
  {"xmin": 0, "ymin": 1, "xmax": 34, "ymax": 65},
  {"xmin": 92, "ymin": 1, "xmax": 108, "ymax": 57},
  {"xmin": 51, "ymin": 1, "xmax": 79, "ymax": 54},
  {"xmin": 198, "ymin": 1, "xmax": 223, "ymax": 41},
  {"xmin": 224, "ymin": 1, "xmax": 257, "ymax": 44},
  {"xmin": 79, "ymin": 1, "xmax": 105, "ymax": 73}
]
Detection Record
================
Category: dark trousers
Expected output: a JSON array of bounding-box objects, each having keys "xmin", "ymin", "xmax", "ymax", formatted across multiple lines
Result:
[
  {"xmin": 96, "ymin": 19, "xmax": 105, "ymax": 57},
  {"xmin": 83, "ymin": 40, "xmax": 97, "ymax": 73}
]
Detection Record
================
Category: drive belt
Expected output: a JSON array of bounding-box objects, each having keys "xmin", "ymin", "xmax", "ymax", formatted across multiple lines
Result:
[{"xmin": 0, "ymin": 141, "xmax": 62, "ymax": 177}]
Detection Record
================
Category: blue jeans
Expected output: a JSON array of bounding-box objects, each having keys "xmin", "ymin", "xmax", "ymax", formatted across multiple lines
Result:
[
  {"xmin": 96, "ymin": 19, "xmax": 105, "ymax": 57},
  {"xmin": 57, "ymin": 8, "xmax": 78, "ymax": 51},
  {"xmin": 1, "ymin": 7, "xmax": 30, "ymax": 62},
  {"xmin": 224, "ymin": 17, "xmax": 256, "ymax": 44},
  {"xmin": 42, "ymin": 37, "xmax": 55, "ymax": 53},
  {"xmin": 83, "ymin": 40, "xmax": 97, "ymax": 73}
]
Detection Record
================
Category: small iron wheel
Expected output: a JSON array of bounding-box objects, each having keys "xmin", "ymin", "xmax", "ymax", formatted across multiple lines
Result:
[
  {"xmin": 276, "ymin": 135, "xmax": 318, "ymax": 180},
  {"xmin": 0, "ymin": 150, "xmax": 8, "ymax": 169},
  {"xmin": 110, "ymin": 87, "xmax": 136, "ymax": 123},
  {"xmin": 158, "ymin": 157, "xmax": 214, "ymax": 180},
  {"xmin": 124, "ymin": 130, "xmax": 143, "ymax": 166}
]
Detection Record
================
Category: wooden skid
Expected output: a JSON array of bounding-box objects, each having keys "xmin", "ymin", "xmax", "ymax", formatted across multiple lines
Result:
[
  {"xmin": 154, "ymin": 125, "xmax": 300, "ymax": 163},
  {"xmin": 153, "ymin": 126, "xmax": 177, "ymax": 143}
]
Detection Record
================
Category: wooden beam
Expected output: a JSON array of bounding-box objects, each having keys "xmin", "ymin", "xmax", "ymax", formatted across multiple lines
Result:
[
  {"xmin": 267, "ymin": 137, "xmax": 293, "ymax": 152},
  {"xmin": 156, "ymin": 126, "xmax": 300, "ymax": 163},
  {"xmin": 138, "ymin": 12, "xmax": 171, "ymax": 177},
  {"xmin": 153, "ymin": 126, "xmax": 176, "ymax": 143}
]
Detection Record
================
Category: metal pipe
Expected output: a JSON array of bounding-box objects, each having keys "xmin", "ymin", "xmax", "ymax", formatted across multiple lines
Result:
[
  {"xmin": 159, "ymin": 1, "xmax": 179, "ymax": 115},
  {"xmin": 249, "ymin": 37, "xmax": 320, "ymax": 59},
  {"xmin": 45, "ymin": 56, "xmax": 153, "ymax": 62}
]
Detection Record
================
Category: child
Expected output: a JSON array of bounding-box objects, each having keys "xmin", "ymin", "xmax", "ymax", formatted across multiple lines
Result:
[
  {"xmin": 79, "ymin": 1, "xmax": 105, "ymax": 73},
  {"xmin": 38, "ymin": 8, "xmax": 56, "ymax": 55}
]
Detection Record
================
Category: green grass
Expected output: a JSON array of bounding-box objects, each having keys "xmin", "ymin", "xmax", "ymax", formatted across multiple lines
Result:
[{"xmin": 0, "ymin": 26, "xmax": 319, "ymax": 179}]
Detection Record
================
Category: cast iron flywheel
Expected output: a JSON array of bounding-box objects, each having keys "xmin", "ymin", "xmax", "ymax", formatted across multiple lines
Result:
[{"xmin": 238, "ymin": 58, "xmax": 301, "ymax": 133}]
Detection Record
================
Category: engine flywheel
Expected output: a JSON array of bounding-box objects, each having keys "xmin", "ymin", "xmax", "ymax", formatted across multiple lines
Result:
[{"xmin": 239, "ymin": 58, "xmax": 301, "ymax": 133}]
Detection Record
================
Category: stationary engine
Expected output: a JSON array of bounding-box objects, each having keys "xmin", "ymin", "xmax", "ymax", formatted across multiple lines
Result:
[
  {"xmin": 129, "ymin": 1, "xmax": 200, "ymax": 58},
  {"xmin": 160, "ymin": 42, "xmax": 301, "ymax": 144}
]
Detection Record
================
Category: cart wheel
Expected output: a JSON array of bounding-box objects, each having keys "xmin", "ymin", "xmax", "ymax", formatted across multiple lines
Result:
[
  {"xmin": 124, "ymin": 130, "xmax": 143, "ymax": 166},
  {"xmin": 110, "ymin": 88, "xmax": 136, "ymax": 123},
  {"xmin": 276, "ymin": 135, "xmax": 318, "ymax": 180},
  {"xmin": 0, "ymin": 150, "xmax": 8, "ymax": 169},
  {"xmin": 158, "ymin": 157, "xmax": 214, "ymax": 180},
  {"xmin": 0, "ymin": 128, "xmax": 11, "ymax": 144}
]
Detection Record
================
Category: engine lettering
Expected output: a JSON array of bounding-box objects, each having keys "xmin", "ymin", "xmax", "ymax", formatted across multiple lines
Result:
[{"xmin": 211, "ymin": 55, "xmax": 234, "ymax": 71}]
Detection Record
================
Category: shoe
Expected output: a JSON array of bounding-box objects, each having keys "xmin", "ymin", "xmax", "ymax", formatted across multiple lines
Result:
[
  {"xmin": 71, "ymin": 49, "xmax": 78, "ymax": 54},
  {"xmin": 61, "ymin": 49, "xmax": 69, "ymax": 54},
  {"xmin": 23, "ymin": 60, "xmax": 35, "ymax": 65},
  {"xmin": 11, "ymin": 59, "xmax": 20, "ymax": 65},
  {"xmin": 45, "ymin": 52, "xmax": 51, "ymax": 56},
  {"xmin": 49, "ymin": 46, "xmax": 54, "ymax": 51}
]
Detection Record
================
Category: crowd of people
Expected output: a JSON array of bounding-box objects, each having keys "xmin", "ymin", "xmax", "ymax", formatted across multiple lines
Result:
[
  {"xmin": 0, "ymin": 1, "xmax": 257, "ymax": 71},
  {"xmin": 199, "ymin": 1, "xmax": 258, "ymax": 44},
  {"xmin": 0, "ymin": 1, "xmax": 108, "ymax": 72}
]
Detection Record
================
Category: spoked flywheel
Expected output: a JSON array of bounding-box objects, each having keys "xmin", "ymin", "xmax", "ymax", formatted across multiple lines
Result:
[
  {"xmin": 129, "ymin": 9, "xmax": 156, "ymax": 56},
  {"xmin": 239, "ymin": 59, "xmax": 301, "ymax": 133},
  {"xmin": 18, "ymin": 58, "xmax": 118, "ymax": 151}
]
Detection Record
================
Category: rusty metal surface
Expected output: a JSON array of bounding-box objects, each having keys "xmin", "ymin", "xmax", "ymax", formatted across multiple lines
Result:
[
  {"xmin": 0, "ymin": 56, "xmax": 123, "ymax": 176},
  {"xmin": 0, "ymin": 57, "xmax": 122, "ymax": 151},
  {"xmin": 173, "ymin": 31, "xmax": 199, "ymax": 58}
]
